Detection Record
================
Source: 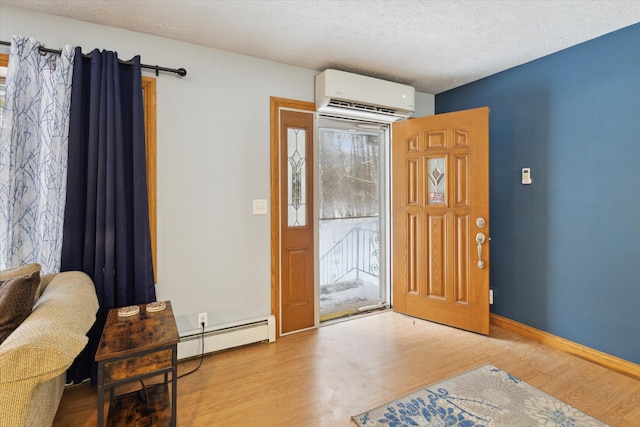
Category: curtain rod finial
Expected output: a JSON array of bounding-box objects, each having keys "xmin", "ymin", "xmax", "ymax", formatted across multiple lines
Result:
[{"xmin": 177, "ymin": 68, "xmax": 187, "ymax": 77}]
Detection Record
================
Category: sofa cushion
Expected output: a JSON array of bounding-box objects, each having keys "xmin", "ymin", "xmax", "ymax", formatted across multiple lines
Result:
[
  {"xmin": 34, "ymin": 273, "xmax": 55, "ymax": 302},
  {"xmin": 0, "ymin": 263, "xmax": 41, "ymax": 281},
  {"xmin": 0, "ymin": 270, "xmax": 41, "ymax": 345},
  {"xmin": 0, "ymin": 263, "xmax": 43, "ymax": 302}
]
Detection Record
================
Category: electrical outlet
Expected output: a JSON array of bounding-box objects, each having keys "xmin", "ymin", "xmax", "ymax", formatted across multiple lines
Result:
[
  {"xmin": 198, "ymin": 312, "xmax": 208, "ymax": 328},
  {"xmin": 489, "ymin": 289, "xmax": 494, "ymax": 305}
]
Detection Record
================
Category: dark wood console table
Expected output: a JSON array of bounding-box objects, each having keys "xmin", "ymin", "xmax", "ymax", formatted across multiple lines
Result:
[{"xmin": 95, "ymin": 301, "xmax": 179, "ymax": 426}]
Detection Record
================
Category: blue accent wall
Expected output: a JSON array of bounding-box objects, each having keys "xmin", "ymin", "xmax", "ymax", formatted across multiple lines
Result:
[{"xmin": 436, "ymin": 23, "xmax": 640, "ymax": 364}]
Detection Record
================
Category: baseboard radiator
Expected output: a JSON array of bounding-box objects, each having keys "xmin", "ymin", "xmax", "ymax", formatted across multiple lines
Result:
[{"xmin": 178, "ymin": 315, "xmax": 276, "ymax": 360}]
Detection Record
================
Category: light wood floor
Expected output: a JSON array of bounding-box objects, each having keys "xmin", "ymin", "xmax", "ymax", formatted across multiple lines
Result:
[{"xmin": 53, "ymin": 310, "xmax": 640, "ymax": 426}]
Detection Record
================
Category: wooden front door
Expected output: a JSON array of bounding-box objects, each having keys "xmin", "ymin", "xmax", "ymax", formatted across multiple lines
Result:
[
  {"xmin": 391, "ymin": 107, "xmax": 490, "ymax": 335},
  {"xmin": 279, "ymin": 109, "xmax": 315, "ymax": 334}
]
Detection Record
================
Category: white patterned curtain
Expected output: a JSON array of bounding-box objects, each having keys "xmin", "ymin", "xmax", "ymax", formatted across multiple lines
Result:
[{"xmin": 0, "ymin": 36, "xmax": 74, "ymax": 273}]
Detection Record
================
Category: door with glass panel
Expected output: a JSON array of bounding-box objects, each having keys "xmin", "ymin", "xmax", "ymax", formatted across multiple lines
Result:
[
  {"xmin": 280, "ymin": 110, "xmax": 315, "ymax": 334},
  {"xmin": 317, "ymin": 117, "xmax": 388, "ymax": 321},
  {"xmin": 391, "ymin": 107, "xmax": 490, "ymax": 335}
]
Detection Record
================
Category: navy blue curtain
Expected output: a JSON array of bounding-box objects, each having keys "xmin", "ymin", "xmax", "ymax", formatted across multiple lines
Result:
[{"xmin": 61, "ymin": 48, "xmax": 156, "ymax": 384}]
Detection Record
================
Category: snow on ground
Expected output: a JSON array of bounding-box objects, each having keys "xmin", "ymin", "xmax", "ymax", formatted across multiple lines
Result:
[{"xmin": 320, "ymin": 279, "xmax": 380, "ymax": 313}]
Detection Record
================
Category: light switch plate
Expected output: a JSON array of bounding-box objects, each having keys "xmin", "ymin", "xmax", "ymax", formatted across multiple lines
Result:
[
  {"xmin": 522, "ymin": 168, "xmax": 532, "ymax": 185},
  {"xmin": 253, "ymin": 199, "xmax": 268, "ymax": 215}
]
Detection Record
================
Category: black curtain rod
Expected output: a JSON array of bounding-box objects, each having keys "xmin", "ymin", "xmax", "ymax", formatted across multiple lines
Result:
[{"xmin": 0, "ymin": 40, "xmax": 187, "ymax": 77}]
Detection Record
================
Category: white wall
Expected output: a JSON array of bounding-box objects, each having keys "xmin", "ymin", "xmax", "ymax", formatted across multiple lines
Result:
[
  {"xmin": 413, "ymin": 92, "xmax": 435, "ymax": 117},
  {"xmin": 0, "ymin": 5, "xmax": 434, "ymax": 335}
]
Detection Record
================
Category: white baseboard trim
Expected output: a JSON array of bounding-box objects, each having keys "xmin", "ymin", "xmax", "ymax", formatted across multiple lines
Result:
[{"xmin": 178, "ymin": 314, "xmax": 275, "ymax": 360}]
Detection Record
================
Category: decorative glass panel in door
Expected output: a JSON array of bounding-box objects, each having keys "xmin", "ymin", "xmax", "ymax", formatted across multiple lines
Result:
[
  {"xmin": 318, "ymin": 117, "xmax": 388, "ymax": 320},
  {"xmin": 427, "ymin": 156, "xmax": 446, "ymax": 205},
  {"xmin": 287, "ymin": 128, "xmax": 307, "ymax": 227}
]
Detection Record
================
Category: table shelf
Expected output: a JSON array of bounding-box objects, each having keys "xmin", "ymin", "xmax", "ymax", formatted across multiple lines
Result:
[{"xmin": 107, "ymin": 383, "xmax": 171, "ymax": 427}]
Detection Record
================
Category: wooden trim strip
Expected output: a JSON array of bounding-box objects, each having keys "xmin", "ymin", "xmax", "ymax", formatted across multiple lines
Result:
[
  {"xmin": 269, "ymin": 98, "xmax": 280, "ymax": 338},
  {"xmin": 142, "ymin": 77, "xmax": 157, "ymax": 283},
  {"xmin": 490, "ymin": 313, "xmax": 640, "ymax": 381}
]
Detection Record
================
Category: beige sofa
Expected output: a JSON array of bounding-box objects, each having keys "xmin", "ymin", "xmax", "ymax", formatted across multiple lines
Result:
[{"xmin": 0, "ymin": 271, "xmax": 99, "ymax": 427}]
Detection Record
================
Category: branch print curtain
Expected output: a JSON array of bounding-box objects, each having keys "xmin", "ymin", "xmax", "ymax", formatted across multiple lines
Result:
[
  {"xmin": 0, "ymin": 36, "xmax": 74, "ymax": 272},
  {"xmin": 61, "ymin": 48, "xmax": 156, "ymax": 384}
]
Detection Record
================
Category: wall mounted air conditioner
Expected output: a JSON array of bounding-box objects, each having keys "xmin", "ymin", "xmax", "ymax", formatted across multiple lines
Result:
[{"xmin": 315, "ymin": 69, "xmax": 415, "ymax": 122}]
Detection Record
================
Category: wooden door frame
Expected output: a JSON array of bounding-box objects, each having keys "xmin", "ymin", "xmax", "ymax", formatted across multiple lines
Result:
[{"xmin": 270, "ymin": 97, "xmax": 315, "ymax": 338}]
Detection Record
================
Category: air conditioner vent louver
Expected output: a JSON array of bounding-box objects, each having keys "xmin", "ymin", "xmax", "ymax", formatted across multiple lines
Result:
[
  {"xmin": 327, "ymin": 99, "xmax": 397, "ymax": 116},
  {"xmin": 328, "ymin": 99, "xmax": 351, "ymax": 108},
  {"xmin": 316, "ymin": 69, "xmax": 415, "ymax": 123}
]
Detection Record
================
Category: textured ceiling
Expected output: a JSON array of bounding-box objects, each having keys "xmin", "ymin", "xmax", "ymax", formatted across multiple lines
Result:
[{"xmin": 2, "ymin": 0, "xmax": 640, "ymax": 93}]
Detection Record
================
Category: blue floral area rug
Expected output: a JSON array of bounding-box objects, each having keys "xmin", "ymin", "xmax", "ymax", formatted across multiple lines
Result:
[{"xmin": 352, "ymin": 364, "xmax": 608, "ymax": 427}]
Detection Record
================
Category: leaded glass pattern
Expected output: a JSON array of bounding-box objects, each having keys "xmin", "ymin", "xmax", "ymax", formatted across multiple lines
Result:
[
  {"xmin": 287, "ymin": 128, "xmax": 306, "ymax": 227},
  {"xmin": 427, "ymin": 157, "xmax": 446, "ymax": 205}
]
